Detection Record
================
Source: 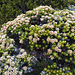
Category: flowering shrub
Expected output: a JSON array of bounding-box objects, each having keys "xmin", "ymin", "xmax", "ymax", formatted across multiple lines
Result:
[{"xmin": 0, "ymin": 6, "xmax": 75, "ymax": 75}]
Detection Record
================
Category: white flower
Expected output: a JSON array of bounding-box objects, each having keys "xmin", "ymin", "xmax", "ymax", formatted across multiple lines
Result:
[
  {"xmin": 2, "ymin": 34, "xmax": 6, "ymax": 39},
  {"xmin": 7, "ymin": 55, "xmax": 11, "ymax": 59},
  {"xmin": 57, "ymin": 43, "xmax": 61, "ymax": 48},
  {"xmin": 23, "ymin": 66, "xmax": 27, "ymax": 71},
  {"xmin": 30, "ymin": 25, "xmax": 34, "ymax": 28},
  {"xmin": 9, "ymin": 44, "xmax": 14, "ymax": 48},
  {"xmin": 27, "ymin": 10, "xmax": 32, "ymax": 14},
  {"xmin": 40, "ymin": 18, "xmax": 44, "ymax": 21},
  {"xmin": 47, "ymin": 25, "xmax": 50, "ymax": 28},
  {"xmin": 7, "ymin": 47, "xmax": 10, "ymax": 49},
  {"xmin": 11, "ymin": 30, "xmax": 13, "ymax": 33},
  {"xmin": 33, "ymin": 12, "xmax": 36, "ymax": 14},
  {"xmin": 54, "ymin": 31, "xmax": 57, "ymax": 35},
  {"xmin": 43, "ymin": 24, "xmax": 46, "ymax": 27},
  {"xmin": 47, "ymin": 37, "xmax": 50, "ymax": 42},
  {"xmin": 10, "ymin": 61, "xmax": 15, "ymax": 66},
  {"xmin": 60, "ymin": 17, "xmax": 62, "ymax": 21},
  {"xmin": 54, "ymin": 38, "xmax": 58, "ymax": 42},
  {"xmin": 55, "ymin": 46, "xmax": 58, "ymax": 50},
  {"xmin": 2, "ymin": 41, "xmax": 6, "ymax": 45},
  {"xmin": 57, "ymin": 49, "xmax": 62, "ymax": 52},
  {"xmin": 27, "ymin": 57, "xmax": 31, "ymax": 61},
  {"xmin": 49, "ymin": 31, "xmax": 54, "ymax": 35},
  {"xmin": 29, "ymin": 36, "xmax": 33, "ymax": 40},
  {"xmin": 37, "ymin": 37, "xmax": 40, "ymax": 41},
  {"xmin": 23, "ymin": 52, "xmax": 27, "ymax": 55},
  {"xmin": 0, "ymin": 35, "xmax": 1, "ymax": 38},
  {"xmin": 56, "ymin": 28, "xmax": 59, "ymax": 31},
  {"xmin": 11, "ymin": 39, "xmax": 14, "ymax": 42},
  {"xmin": 34, "ymin": 33, "xmax": 38, "ymax": 37},
  {"xmin": 21, "ymin": 18, "xmax": 25, "ymax": 21},
  {"xmin": 25, "ymin": 17, "xmax": 29, "ymax": 19},
  {"xmin": 0, "ymin": 69, "xmax": 1, "ymax": 73},
  {"xmin": 18, "ymin": 32, "xmax": 21, "ymax": 35},
  {"xmin": 39, "ymin": 30, "xmax": 42, "ymax": 32},
  {"xmin": 54, "ymin": 17, "xmax": 57, "ymax": 20},
  {"xmin": 6, "ymin": 43, "xmax": 9, "ymax": 46},
  {"xmin": 50, "ymin": 25, "xmax": 54, "ymax": 29},
  {"xmin": 72, "ymin": 26, "xmax": 75, "ymax": 29},
  {"xmin": 17, "ymin": 54, "xmax": 22, "ymax": 58},
  {"xmin": 20, "ymin": 49, "xmax": 25, "ymax": 53},
  {"xmin": 9, "ymin": 71, "xmax": 13, "ymax": 75},
  {"xmin": 4, "ymin": 65, "xmax": 9, "ymax": 69},
  {"xmin": 21, "ymin": 54, "xmax": 25, "ymax": 58},
  {"xmin": 26, "ymin": 23, "xmax": 29, "ymax": 25},
  {"xmin": 6, "ymin": 59, "xmax": 12, "ymax": 64},
  {"xmin": 48, "ymin": 49, "xmax": 52, "ymax": 54},
  {"xmin": 71, "ymin": 33, "xmax": 74, "ymax": 36},
  {"xmin": 1, "ymin": 56, "xmax": 5, "ymax": 60},
  {"xmin": 8, "ymin": 66, "xmax": 13, "ymax": 71},
  {"xmin": 32, "ymin": 16, "xmax": 35, "ymax": 18},
  {"xmin": 11, "ymin": 56, "xmax": 14, "ymax": 60},
  {"xmin": 33, "ymin": 38, "xmax": 37, "ymax": 43},
  {"xmin": 68, "ymin": 50, "xmax": 72, "ymax": 54},
  {"xmin": 45, "ymin": 15, "xmax": 48, "ymax": 18},
  {"xmin": 19, "ymin": 72, "xmax": 22, "ymax": 75},
  {"xmin": 63, "ymin": 33, "xmax": 67, "ymax": 36},
  {"xmin": 4, "ymin": 71, "xmax": 9, "ymax": 75},
  {"xmin": 3, "ymin": 39, "xmax": 6, "ymax": 42},
  {"xmin": 20, "ymin": 39, "xmax": 23, "ymax": 44},
  {"xmin": 13, "ymin": 67, "xmax": 17, "ymax": 73},
  {"xmin": 3, "ymin": 52, "xmax": 8, "ymax": 56},
  {"xmin": 71, "ymin": 29, "xmax": 74, "ymax": 32},
  {"xmin": 50, "ymin": 39, "xmax": 55, "ymax": 44},
  {"xmin": 42, "ymin": 15, "xmax": 44, "ymax": 18},
  {"xmin": 35, "ymin": 15, "xmax": 37, "ymax": 17},
  {"xmin": 45, "ymin": 8, "xmax": 48, "ymax": 10},
  {"xmin": 25, "ymin": 20, "xmax": 30, "ymax": 23},
  {"xmin": 49, "ymin": 55, "xmax": 54, "ymax": 60},
  {"xmin": 48, "ymin": 17, "xmax": 51, "ymax": 19},
  {"xmin": 0, "ymin": 45, "xmax": 5, "ymax": 49}
]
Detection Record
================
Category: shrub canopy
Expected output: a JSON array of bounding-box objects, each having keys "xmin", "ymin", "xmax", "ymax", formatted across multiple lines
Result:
[{"xmin": 0, "ymin": 6, "xmax": 75, "ymax": 75}]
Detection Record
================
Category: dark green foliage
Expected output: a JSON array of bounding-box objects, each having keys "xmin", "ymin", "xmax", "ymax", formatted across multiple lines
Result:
[
  {"xmin": 0, "ymin": 0, "xmax": 22, "ymax": 27},
  {"xmin": 0, "ymin": 0, "xmax": 75, "ymax": 28}
]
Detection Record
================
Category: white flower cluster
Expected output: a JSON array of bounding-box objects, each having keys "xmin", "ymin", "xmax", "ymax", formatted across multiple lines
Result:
[
  {"xmin": 55, "ymin": 46, "xmax": 62, "ymax": 52},
  {"xmin": 0, "ymin": 48, "xmax": 32, "ymax": 75},
  {"xmin": 0, "ymin": 34, "xmax": 15, "ymax": 50},
  {"xmin": 41, "ymin": 24, "xmax": 54, "ymax": 29},
  {"xmin": 1, "ymin": 14, "xmax": 30, "ymax": 34},
  {"xmin": 47, "ymin": 37, "xmax": 58, "ymax": 43},
  {"xmin": 33, "ymin": 6, "xmax": 54, "ymax": 11},
  {"xmin": 49, "ymin": 31, "xmax": 58, "ymax": 35}
]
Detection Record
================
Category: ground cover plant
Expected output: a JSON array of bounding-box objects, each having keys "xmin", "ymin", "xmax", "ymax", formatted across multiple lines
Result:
[{"xmin": 0, "ymin": 6, "xmax": 75, "ymax": 75}]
